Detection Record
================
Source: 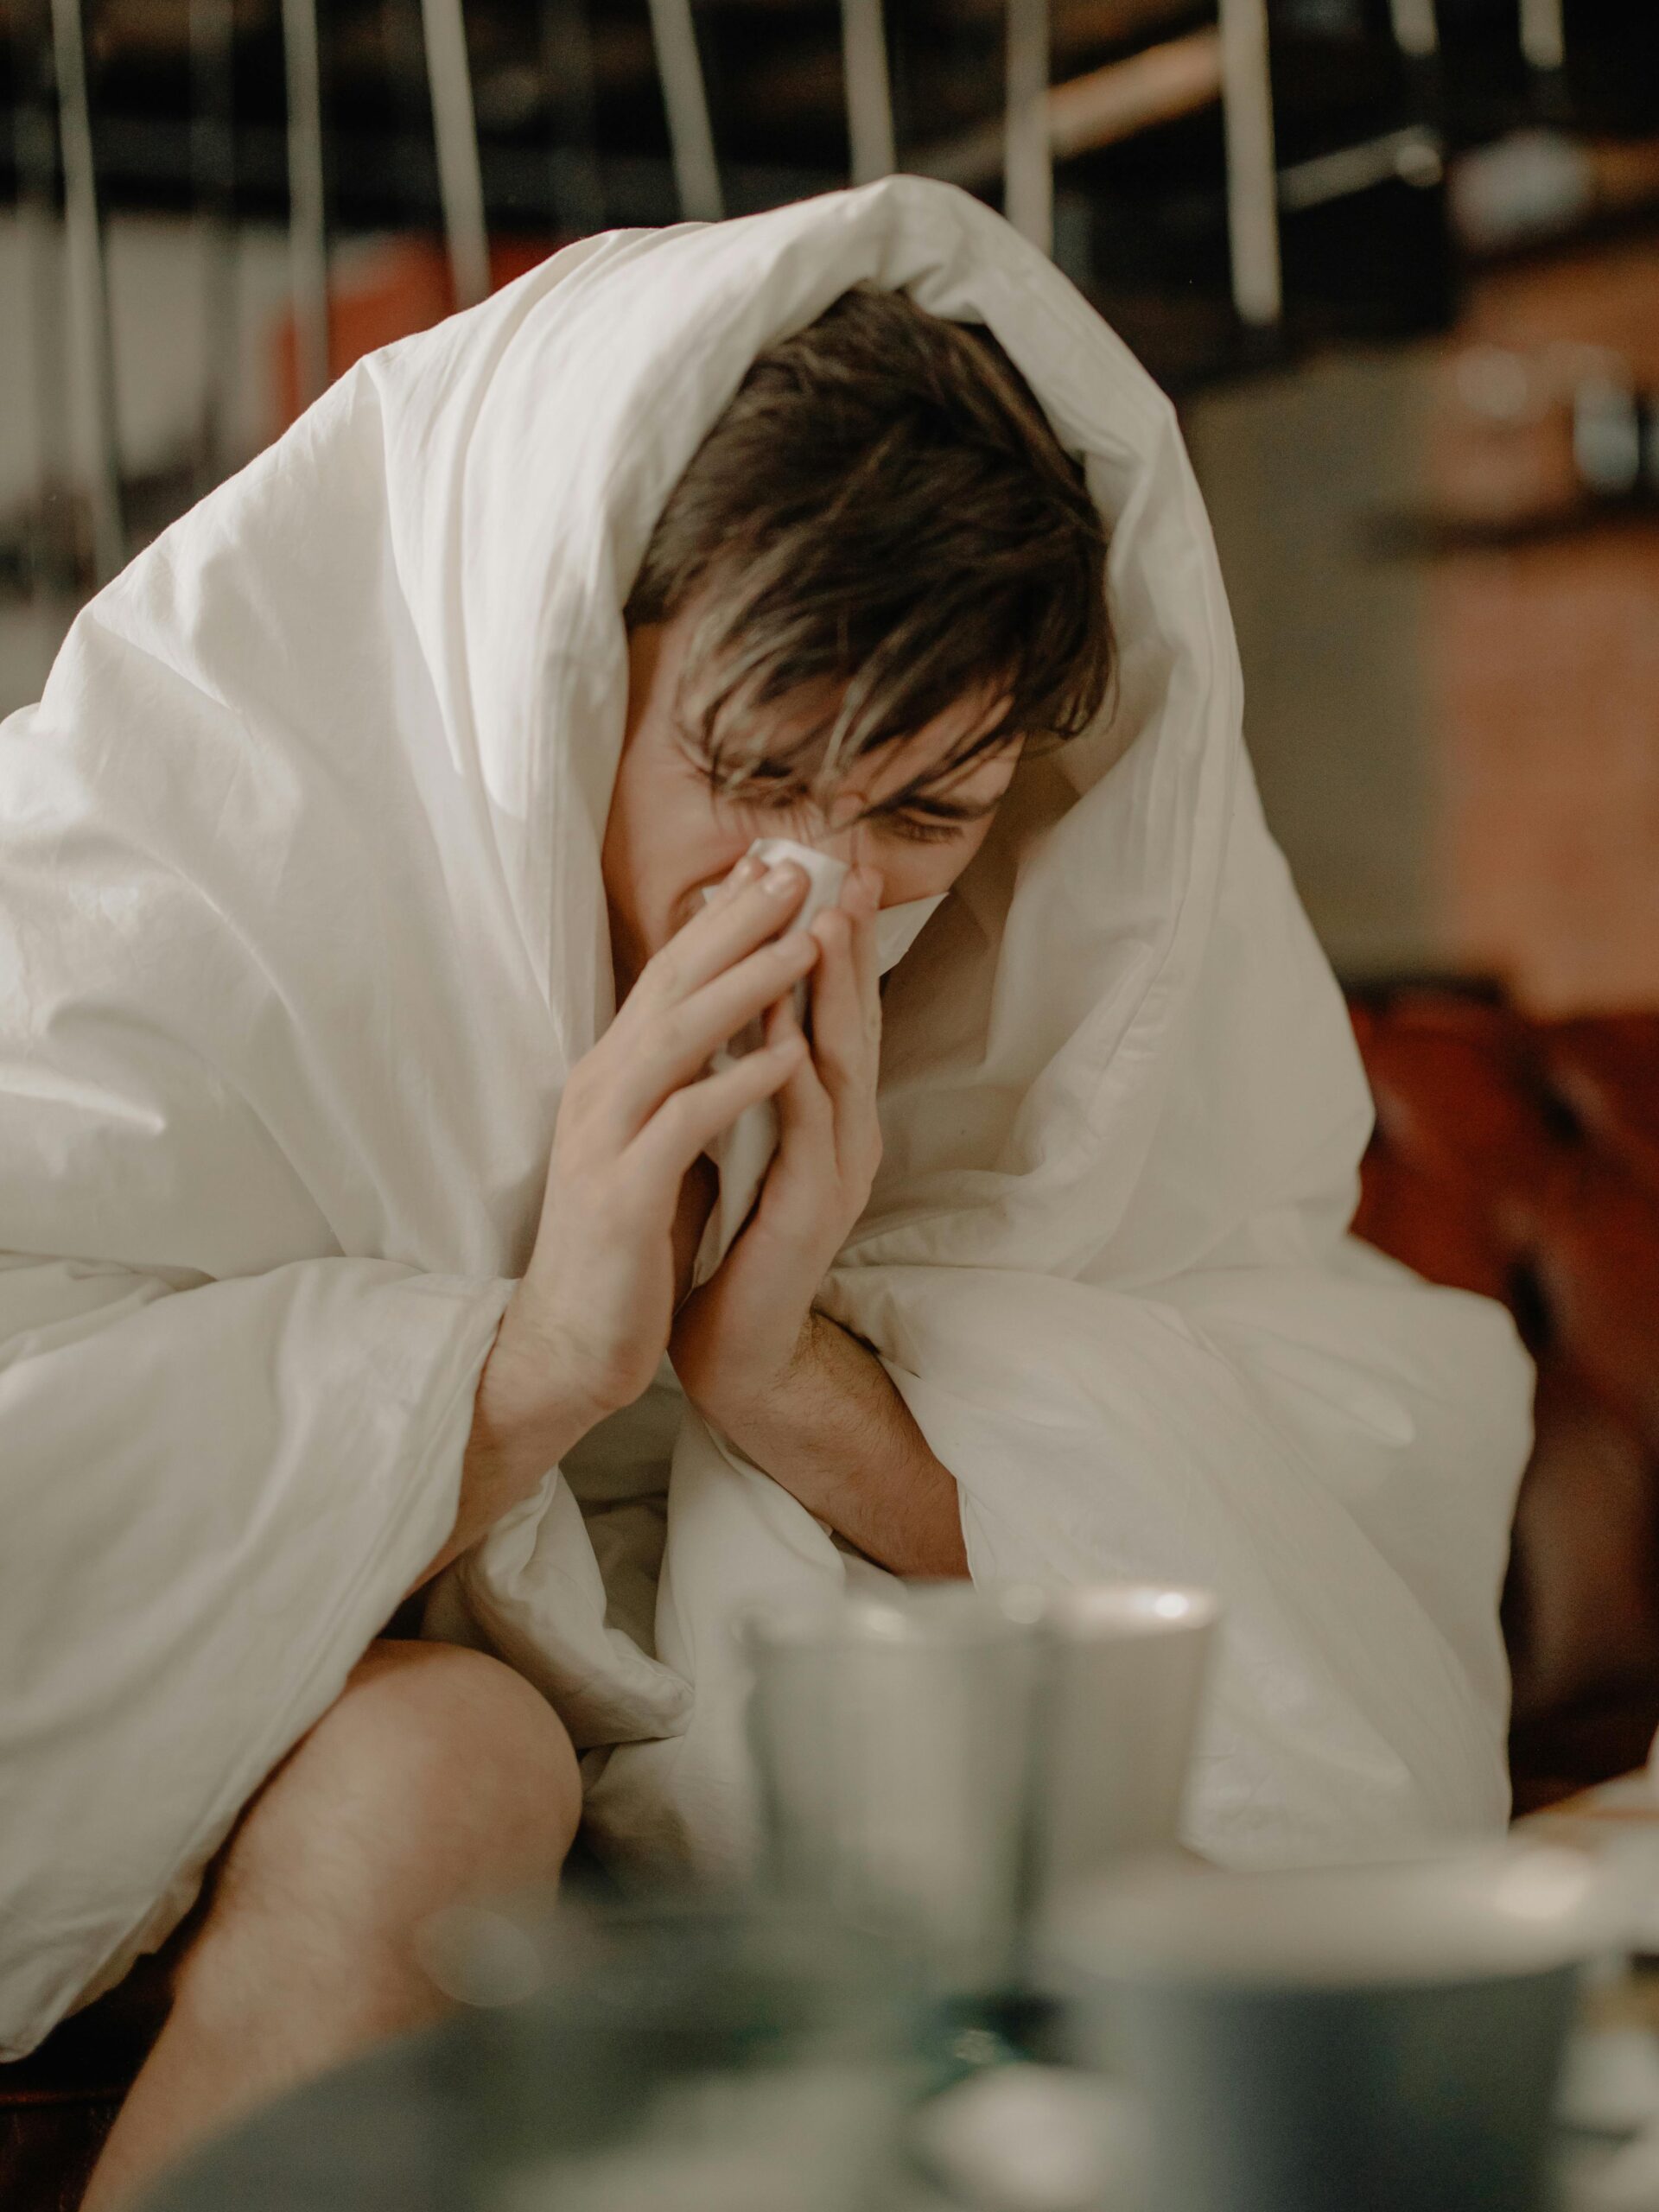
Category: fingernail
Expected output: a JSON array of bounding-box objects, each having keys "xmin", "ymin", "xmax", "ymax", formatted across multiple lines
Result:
[
  {"xmin": 732, "ymin": 855, "xmax": 764, "ymax": 884},
  {"xmin": 763, "ymin": 861, "xmax": 804, "ymax": 896}
]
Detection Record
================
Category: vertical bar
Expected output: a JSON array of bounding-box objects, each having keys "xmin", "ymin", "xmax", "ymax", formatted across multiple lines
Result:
[
  {"xmin": 645, "ymin": 0, "xmax": 723, "ymax": 221},
  {"xmin": 542, "ymin": 0, "xmax": 605, "ymax": 234},
  {"xmin": 1388, "ymin": 0, "xmax": 1439, "ymax": 58},
  {"xmin": 190, "ymin": 0, "xmax": 237, "ymax": 486},
  {"xmin": 1003, "ymin": 0, "xmax": 1052, "ymax": 252},
  {"xmin": 842, "ymin": 0, "xmax": 896, "ymax": 185},
  {"xmin": 49, "ymin": 0, "xmax": 124, "ymax": 584},
  {"xmin": 14, "ymin": 1, "xmax": 69, "ymax": 596},
  {"xmin": 1217, "ymin": 0, "xmax": 1281, "ymax": 327},
  {"xmin": 420, "ymin": 0, "xmax": 491, "ymax": 309},
  {"xmin": 282, "ymin": 0, "xmax": 329, "ymax": 409},
  {"xmin": 1518, "ymin": 0, "xmax": 1565, "ymax": 73}
]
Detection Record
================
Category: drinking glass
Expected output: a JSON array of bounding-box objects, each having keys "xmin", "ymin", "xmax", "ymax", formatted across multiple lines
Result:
[
  {"xmin": 1001, "ymin": 1583, "xmax": 1218, "ymax": 1915},
  {"xmin": 741, "ymin": 1584, "xmax": 1043, "ymax": 1996}
]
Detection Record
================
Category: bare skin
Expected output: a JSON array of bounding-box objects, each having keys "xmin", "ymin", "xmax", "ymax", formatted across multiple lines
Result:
[
  {"xmin": 80, "ymin": 1643, "xmax": 581, "ymax": 2209},
  {"xmin": 81, "ymin": 607, "xmax": 1022, "ymax": 2209}
]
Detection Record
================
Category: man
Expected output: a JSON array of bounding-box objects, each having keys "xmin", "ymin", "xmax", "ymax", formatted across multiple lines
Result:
[{"xmin": 1, "ymin": 181, "xmax": 1529, "ymax": 2208}]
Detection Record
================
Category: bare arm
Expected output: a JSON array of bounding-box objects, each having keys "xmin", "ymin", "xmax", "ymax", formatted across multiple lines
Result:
[{"xmin": 709, "ymin": 1308, "xmax": 969, "ymax": 1580}]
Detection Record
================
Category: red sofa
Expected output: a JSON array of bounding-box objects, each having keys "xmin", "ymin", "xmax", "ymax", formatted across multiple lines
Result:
[
  {"xmin": 5, "ymin": 985, "xmax": 1657, "ymax": 2208},
  {"xmin": 1351, "ymin": 988, "xmax": 1659, "ymax": 1812}
]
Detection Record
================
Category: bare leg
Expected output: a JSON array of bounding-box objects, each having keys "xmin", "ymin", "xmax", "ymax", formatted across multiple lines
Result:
[{"xmin": 82, "ymin": 1640, "xmax": 581, "ymax": 2211}]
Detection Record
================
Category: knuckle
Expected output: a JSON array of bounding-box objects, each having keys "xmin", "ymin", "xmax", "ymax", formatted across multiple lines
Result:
[{"xmin": 658, "ymin": 1088, "xmax": 701, "ymax": 1142}]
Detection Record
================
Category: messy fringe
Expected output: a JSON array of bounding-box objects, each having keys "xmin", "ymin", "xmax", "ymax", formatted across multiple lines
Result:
[{"xmin": 625, "ymin": 286, "xmax": 1115, "ymax": 820}]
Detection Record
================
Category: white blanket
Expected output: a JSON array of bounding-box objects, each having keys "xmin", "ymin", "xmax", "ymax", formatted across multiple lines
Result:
[{"xmin": 0, "ymin": 177, "xmax": 1531, "ymax": 2059}]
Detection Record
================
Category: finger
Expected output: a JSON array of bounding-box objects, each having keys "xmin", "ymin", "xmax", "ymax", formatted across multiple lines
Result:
[
  {"xmin": 762, "ymin": 995, "xmax": 836, "ymax": 1190},
  {"xmin": 703, "ymin": 850, "xmax": 765, "ymax": 912},
  {"xmin": 626, "ymin": 1031, "xmax": 807, "ymax": 1196},
  {"xmin": 628, "ymin": 857, "xmax": 811, "ymax": 1014},
  {"xmin": 764, "ymin": 992, "xmax": 830, "ymax": 1123},
  {"xmin": 842, "ymin": 864, "xmax": 882, "ymax": 1008},
  {"xmin": 807, "ymin": 906, "xmax": 877, "ymax": 1102},
  {"xmin": 606, "ymin": 929, "xmax": 820, "ymax": 1136}
]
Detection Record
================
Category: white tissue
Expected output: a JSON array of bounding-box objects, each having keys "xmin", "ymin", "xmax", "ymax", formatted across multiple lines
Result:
[{"xmin": 688, "ymin": 837, "xmax": 946, "ymax": 1292}]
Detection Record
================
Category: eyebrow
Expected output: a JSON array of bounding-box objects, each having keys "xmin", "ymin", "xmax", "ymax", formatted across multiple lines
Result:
[
  {"xmin": 682, "ymin": 725, "xmax": 1009, "ymax": 822},
  {"xmin": 868, "ymin": 789, "xmax": 1003, "ymax": 823}
]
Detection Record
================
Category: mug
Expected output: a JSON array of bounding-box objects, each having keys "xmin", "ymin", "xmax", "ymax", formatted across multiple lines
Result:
[{"xmin": 1046, "ymin": 1842, "xmax": 1613, "ymax": 2212}]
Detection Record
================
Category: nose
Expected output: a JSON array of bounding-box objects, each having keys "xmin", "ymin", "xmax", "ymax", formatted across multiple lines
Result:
[{"xmin": 811, "ymin": 788, "xmax": 873, "ymax": 873}]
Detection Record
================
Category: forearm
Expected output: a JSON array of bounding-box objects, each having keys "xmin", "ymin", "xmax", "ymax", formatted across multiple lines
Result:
[
  {"xmin": 715, "ymin": 1311, "xmax": 969, "ymax": 1579},
  {"xmin": 414, "ymin": 1303, "xmax": 611, "ymax": 1592}
]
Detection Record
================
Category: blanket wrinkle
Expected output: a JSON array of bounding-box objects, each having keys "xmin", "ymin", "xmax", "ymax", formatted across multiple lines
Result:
[{"xmin": 0, "ymin": 175, "xmax": 1529, "ymax": 2058}]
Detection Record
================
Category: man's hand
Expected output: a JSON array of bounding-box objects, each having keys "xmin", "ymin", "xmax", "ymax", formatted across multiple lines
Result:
[
  {"xmin": 671, "ymin": 1153, "xmax": 720, "ymax": 1312},
  {"xmin": 426, "ymin": 857, "xmax": 817, "ymax": 1589},
  {"xmin": 666, "ymin": 859, "xmax": 968, "ymax": 1579},
  {"xmin": 669, "ymin": 861, "xmax": 884, "ymax": 1432}
]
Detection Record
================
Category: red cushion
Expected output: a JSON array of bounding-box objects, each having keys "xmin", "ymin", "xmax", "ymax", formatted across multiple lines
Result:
[{"xmin": 1352, "ymin": 992, "xmax": 1659, "ymax": 1812}]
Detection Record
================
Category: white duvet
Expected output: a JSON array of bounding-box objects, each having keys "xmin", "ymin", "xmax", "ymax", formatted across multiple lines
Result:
[{"xmin": 0, "ymin": 176, "xmax": 1531, "ymax": 2060}]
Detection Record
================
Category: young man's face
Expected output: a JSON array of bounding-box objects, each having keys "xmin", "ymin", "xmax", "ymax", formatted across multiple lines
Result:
[{"xmin": 602, "ymin": 607, "xmax": 1024, "ymax": 1000}]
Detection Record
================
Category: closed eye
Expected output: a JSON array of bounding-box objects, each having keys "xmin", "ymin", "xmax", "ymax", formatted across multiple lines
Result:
[
  {"xmin": 741, "ymin": 787, "xmax": 971, "ymax": 844},
  {"xmin": 683, "ymin": 740, "xmax": 995, "ymax": 844},
  {"xmin": 882, "ymin": 812, "xmax": 969, "ymax": 845}
]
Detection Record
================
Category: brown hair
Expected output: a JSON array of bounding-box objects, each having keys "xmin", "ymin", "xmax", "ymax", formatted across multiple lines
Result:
[{"xmin": 624, "ymin": 285, "xmax": 1112, "ymax": 823}]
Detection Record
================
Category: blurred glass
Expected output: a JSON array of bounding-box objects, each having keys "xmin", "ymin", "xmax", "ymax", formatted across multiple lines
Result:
[
  {"xmin": 906, "ymin": 2062, "xmax": 1151, "ymax": 2212},
  {"xmin": 1004, "ymin": 1583, "xmax": 1218, "ymax": 1916},
  {"xmin": 741, "ymin": 1584, "xmax": 1043, "ymax": 1997},
  {"xmin": 448, "ymin": 1891, "xmax": 927, "ymax": 2212},
  {"xmin": 1045, "ymin": 1842, "xmax": 1616, "ymax": 2212}
]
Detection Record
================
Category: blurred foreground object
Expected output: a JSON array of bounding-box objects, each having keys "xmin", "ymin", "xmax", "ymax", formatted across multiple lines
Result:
[
  {"xmin": 133, "ymin": 1890, "xmax": 926, "ymax": 2212},
  {"xmin": 741, "ymin": 1580, "xmax": 1217, "ymax": 1998},
  {"xmin": 457, "ymin": 1896, "xmax": 918, "ymax": 2212},
  {"xmin": 1048, "ymin": 1840, "xmax": 1615, "ymax": 2212},
  {"xmin": 1006, "ymin": 1585, "xmax": 1217, "ymax": 1914},
  {"xmin": 742, "ymin": 1585, "xmax": 1042, "ymax": 1998},
  {"xmin": 908, "ymin": 2062, "xmax": 1149, "ymax": 2212}
]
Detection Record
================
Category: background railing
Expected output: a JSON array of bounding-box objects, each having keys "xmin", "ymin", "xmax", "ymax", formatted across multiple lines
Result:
[{"xmin": 2, "ymin": 0, "xmax": 1656, "ymax": 617}]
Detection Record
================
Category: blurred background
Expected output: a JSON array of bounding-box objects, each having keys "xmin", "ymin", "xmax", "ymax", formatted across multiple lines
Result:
[{"xmin": 2, "ymin": 0, "xmax": 1656, "ymax": 1005}]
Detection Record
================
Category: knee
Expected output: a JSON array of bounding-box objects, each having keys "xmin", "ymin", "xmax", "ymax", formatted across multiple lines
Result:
[{"xmin": 213, "ymin": 1642, "xmax": 581, "ymax": 1943}]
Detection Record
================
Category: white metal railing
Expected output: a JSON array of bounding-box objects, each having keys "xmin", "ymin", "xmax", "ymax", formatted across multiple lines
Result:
[
  {"xmin": 279, "ymin": 0, "xmax": 328, "ymax": 410},
  {"xmin": 646, "ymin": 0, "xmax": 723, "ymax": 219},
  {"xmin": 1003, "ymin": 0, "xmax": 1054, "ymax": 252},
  {"xmin": 842, "ymin": 0, "xmax": 897, "ymax": 185},
  {"xmin": 422, "ymin": 0, "xmax": 491, "ymax": 308},
  {"xmin": 48, "ymin": 0, "xmax": 123, "ymax": 582},
  {"xmin": 1217, "ymin": 0, "xmax": 1282, "ymax": 327},
  {"xmin": 35, "ymin": 0, "xmax": 1547, "ymax": 596}
]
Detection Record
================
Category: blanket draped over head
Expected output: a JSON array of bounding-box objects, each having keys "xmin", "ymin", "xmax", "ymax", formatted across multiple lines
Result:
[{"xmin": 0, "ymin": 176, "xmax": 1530, "ymax": 2058}]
